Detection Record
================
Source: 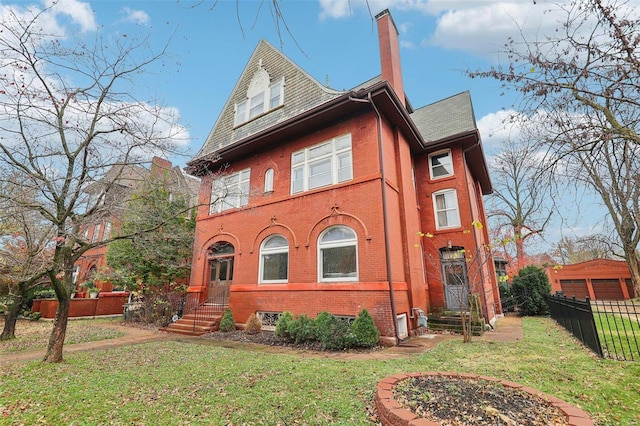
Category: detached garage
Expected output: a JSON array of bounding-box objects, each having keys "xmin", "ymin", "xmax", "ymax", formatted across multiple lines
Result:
[{"xmin": 547, "ymin": 259, "xmax": 635, "ymax": 301}]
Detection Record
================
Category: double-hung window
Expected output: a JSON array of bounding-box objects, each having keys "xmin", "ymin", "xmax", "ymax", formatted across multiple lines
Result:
[
  {"xmin": 210, "ymin": 168, "xmax": 251, "ymax": 214},
  {"xmin": 429, "ymin": 150, "xmax": 453, "ymax": 179},
  {"xmin": 291, "ymin": 134, "xmax": 352, "ymax": 194},
  {"xmin": 433, "ymin": 189, "xmax": 460, "ymax": 229}
]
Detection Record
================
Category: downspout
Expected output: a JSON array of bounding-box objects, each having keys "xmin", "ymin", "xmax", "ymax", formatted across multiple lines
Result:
[
  {"xmin": 350, "ymin": 94, "xmax": 400, "ymax": 342},
  {"xmin": 462, "ymin": 142, "xmax": 490, "ymax": 321}
]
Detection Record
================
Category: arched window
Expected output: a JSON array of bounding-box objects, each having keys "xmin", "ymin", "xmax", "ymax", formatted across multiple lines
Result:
[
  {"xmin": 264, "ymin": 168, "xmax": 274, "ymax": 192},
  {"xmin": 318, "ymin": 226, "xmax": 358, "ymax": 282},
  {"xmin": 259, "ymin": 235, "xmax": 288, "ymax": 283}
]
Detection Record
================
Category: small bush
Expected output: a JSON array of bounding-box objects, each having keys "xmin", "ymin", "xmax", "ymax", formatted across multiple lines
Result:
[
  {"xmin": 244, "ymin": 313, "xmax": 262, "ymax": 335},
  {"xmin": 27, "ymin": 311, "xmax": 41, "ymax": 321},
  {"xmin": 288, "ymin": 314, "xmax": 316, "ymax": 343},
  {"xmin": 510, "ymin": 265, "xmax": 551, "ymax": 316},
  {"xmin": 219, "ymin": 308, "xmax": 236, "ymax": 332},
  {"xmin": 351, "ymin": 309, "xmax": 379, "ymax": 347},
  {"xmin": 274, "ymin": 311, "xmax": 294, "ymax": 341},
  {"xmin": 316, "ymin": 313, "xmax": 356, "ymax": 350}
]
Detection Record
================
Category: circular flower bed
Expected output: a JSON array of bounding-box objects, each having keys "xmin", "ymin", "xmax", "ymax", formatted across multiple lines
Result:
[{"xmin": 375, "ymin": 372, "xmax": 594, "ymax": 426}]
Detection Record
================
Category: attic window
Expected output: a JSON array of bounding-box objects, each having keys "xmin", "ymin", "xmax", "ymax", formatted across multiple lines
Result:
[{"xmin": 234, "ymin": 61, "xmax": 285, "ymax": 126}]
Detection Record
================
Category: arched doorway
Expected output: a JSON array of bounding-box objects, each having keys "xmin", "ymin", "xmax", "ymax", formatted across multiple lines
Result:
[{"xmin": 207, "ymin": 242, "xmax": 234, "ymax": 302}]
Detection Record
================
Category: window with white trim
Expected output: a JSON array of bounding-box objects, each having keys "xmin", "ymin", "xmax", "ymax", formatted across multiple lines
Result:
[
  {"xmin": 103, "ymin": 222, "xmax": 112, "ymax": 241},
  {"xmin": 234, "ymin": 72, "xmax": 285, "ymax": 126},
  {"xmin": 259, "ymin": 235, "xmax": 289, "ymax": 283},
  {"xmin": 291, "ymin": 134, "xmax": 352, "ymax": 194},
  {"xmin": 264, "ymin": 168, "xmax": 274, "ymax": 192},
  {"xmin": 318, "ymin": 226, "xmax": 358, "ymax": 282},
  {"xmin": 433, "ymin": 189, "xmax": 460, "ymax": 229},
  {"xmin": 91, "ymin": 224, "xmax": 101, "ymax": 243},
  {"xmin": 429, "ymin": 150, "xmax": 453, "ymax": 179},
  {"xmin": 210, "ymin": 168, "xmax": 251, "ymax": 214}
]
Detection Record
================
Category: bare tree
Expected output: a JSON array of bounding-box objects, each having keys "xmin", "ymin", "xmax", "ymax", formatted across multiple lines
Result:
[
  {"xmin": 0, "ymin": 175, "xmax": 55, "ymax": 339},
  {"xmin": 0, "ymin": 5, "xmax": 185, "ymax": 362},
  {"xmin": 470, "ymin": 0, "xmax": 640, "ymax": 297},
  {"xmin": 487, "ymin": 141, "xmax": 553, "ymax": 270},
  {"xmin": 551, "ymin": 234, "xmax": 617, "ymax": 264}
]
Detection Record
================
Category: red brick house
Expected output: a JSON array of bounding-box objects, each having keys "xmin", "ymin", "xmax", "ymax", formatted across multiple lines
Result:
[
  {"xmin": 73, "ymin": 157, "xmax": 200, "ymax": 293},
  {"xmin": 185, "ymin": 10, "xmax": 501, "ymax": 343},
  {"xmin": 546, "ymin": 259, "xmax": 635, "ymax": 300}
]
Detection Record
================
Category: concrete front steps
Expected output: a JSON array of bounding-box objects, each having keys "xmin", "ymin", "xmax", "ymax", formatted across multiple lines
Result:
[
  {"xmin": 427, "ymin": 314, "xmax": 485, "ymax": 336},
  {"xmin": 162, "ymin": 312, "xmax": 222, "ymax": 336}
]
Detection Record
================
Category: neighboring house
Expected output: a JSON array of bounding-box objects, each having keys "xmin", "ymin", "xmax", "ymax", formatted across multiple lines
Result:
[
  {"xmin": 73, "ymin": 157, "xmax": 200, "ymax": 292},
  {"xmin": 546, "ymin": 259, "xmax": 635, "ymax": 300},
  {"xmin": 185, "ymin": 10, "xmax": 501, "ymax": 343}
]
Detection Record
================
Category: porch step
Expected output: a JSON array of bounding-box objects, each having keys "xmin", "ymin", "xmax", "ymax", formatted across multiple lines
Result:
[
  {"xmin": 427, "ymin": 315, "xmax": 485, "ymax": 336},
  {"xmin": 163, "ymin": 313, "xmax": 222, "ymax": 336}
]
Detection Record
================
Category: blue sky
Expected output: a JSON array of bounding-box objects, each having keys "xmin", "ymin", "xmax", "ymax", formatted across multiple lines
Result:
[
  {"xmin": 47, "ymin": 0, "xmax": 551, "ymax": 164},
  {"xmin": 0, "ymin": 0, "xmax": 611, "ymax": 251}
]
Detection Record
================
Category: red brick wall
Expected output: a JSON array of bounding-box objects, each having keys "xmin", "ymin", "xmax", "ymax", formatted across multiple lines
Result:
[
  {"xmin": 414, "ymin": 144, "xmax": 501, "ymax": 320},
  {"xmin": 190, "ymin": 109, "xmax": 498, "ymax": 336},
  {"xmin": 36, "ymin": 293, "xmax": 129, "ymax": 318}
]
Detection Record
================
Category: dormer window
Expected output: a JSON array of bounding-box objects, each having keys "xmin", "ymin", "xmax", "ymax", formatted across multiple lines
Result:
[{"xmin": 234, "ymin": 60, "xmax": 285, "ymax": 126}]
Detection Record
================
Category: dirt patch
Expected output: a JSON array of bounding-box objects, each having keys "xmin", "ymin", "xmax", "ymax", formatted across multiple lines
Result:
[{"xmin": 393, "ymin": 375, "xmax": 569, "ymax": 425}]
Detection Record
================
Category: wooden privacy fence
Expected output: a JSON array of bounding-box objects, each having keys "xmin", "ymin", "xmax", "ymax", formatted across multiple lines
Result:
[{"xmin": 546, "ymin": 295, "xmax": 640, "ymax": 361}]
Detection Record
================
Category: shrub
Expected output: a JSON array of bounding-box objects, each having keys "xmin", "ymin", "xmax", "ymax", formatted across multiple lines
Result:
[
  {"xmin": 219, "ymin": 308, "xmax": 236, "ymax": 332},
  {"xmin": 244, "ymin": 313, "xmax": 262, "ymax": 335},
  {"xmin": 288, "ymin": 314, "xmax": 316, "ymax": 343},
  {"xmin": 274, "ymin": 311, "xmax": 294, "ymax": 341},
  {"xmin": 351, "ymin": 309, "xmax": 379, "ymax": 347},
  {"xmin": 510, "ymin": 265, "xmax": 551, "ymax": 316},
  {"xmin": 316, "ymin": 313, "xmax": 356, "ymax": 350}
]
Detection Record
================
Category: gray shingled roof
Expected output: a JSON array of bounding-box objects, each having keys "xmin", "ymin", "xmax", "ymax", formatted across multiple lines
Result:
[
  {"xmin": 193, "ymin": 40, "xmax": 345, "ymax": 161},
  {"xmin": 410, "ymin": 91, "xmax": 477, "ymax": 143}
]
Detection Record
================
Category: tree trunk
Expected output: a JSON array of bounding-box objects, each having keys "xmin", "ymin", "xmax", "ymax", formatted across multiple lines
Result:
[
  {"xmin": 0, "ymin": 296, "xmax": 22, "ymax": 340},
  {"xmin": 514, "ymin": 225, "xmax": 525, "ymax": 271},
  {"xmin": 627, "ymin": 250, "xmax": 640, "ymax": 299},
  {"xmin": 43, "ymin": 295, "xmax": 70, "ymax": 363}
]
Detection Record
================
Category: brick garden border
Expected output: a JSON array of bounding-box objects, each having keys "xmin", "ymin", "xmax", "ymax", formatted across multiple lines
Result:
[{"xmin": 375, "ymin": 372, "xmax": 594, "ymax": 426}]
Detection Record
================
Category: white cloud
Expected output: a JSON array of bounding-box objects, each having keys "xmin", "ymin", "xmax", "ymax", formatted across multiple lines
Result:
[
  {"xmin": 122, "ymin": 7, "xmax": 150, "ymax": 25},
  {"xmin": 45, "ymin": 0, "xmax": 97, "ymax": 32},
  {"xmin": 319, "ymin": 0, "xmax": 431, "ymax": 19},
  {"xmin": 476, "ymin": 109, "xmax": 522, "ymax": 153}
]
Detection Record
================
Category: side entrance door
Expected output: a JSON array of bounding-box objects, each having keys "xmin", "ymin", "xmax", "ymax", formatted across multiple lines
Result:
[
  {"xmin": 441, "ymin": 248, "xmax": 469, "ymax": 311},
  {"xmin": 207, "ymin": 242, "xmax": 234, "ymax": 302}
]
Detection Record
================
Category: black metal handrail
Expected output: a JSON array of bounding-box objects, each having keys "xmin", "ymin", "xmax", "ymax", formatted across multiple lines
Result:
[{"xmin": 183, "ymin": 285, "xmax": 230, "ymax": 333}]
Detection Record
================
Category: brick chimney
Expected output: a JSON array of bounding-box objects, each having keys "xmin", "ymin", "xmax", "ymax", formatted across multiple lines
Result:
[
  {"xmin": 150, "ymin": 156, "xmax": 172, "ymax": 179},
  {"xmin": 376, "ymin": 9, "xmax": 405, "ymax": 107}
]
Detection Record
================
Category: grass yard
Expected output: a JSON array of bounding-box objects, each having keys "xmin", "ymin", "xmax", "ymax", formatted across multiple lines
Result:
[
  {"xmin": 594, "ymin": 312, "xmax": 640, "ymax": 361},
  {"xmin": 1, "ymin": 317, "xmax": 639, "ymax": 425},
  {"xmin": 0, "ymin": 318, "xmax": 124, "ymax": 355}
]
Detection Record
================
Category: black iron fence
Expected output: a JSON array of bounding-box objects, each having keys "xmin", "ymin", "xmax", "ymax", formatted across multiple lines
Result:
[{"xmin": 546, "ymin": 295, "xmax": 640, "ymax": 361}]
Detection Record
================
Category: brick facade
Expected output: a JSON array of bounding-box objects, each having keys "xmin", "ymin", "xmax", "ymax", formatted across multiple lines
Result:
[{"xmin": 187, "ymin": 10, "xmax": 501, "ymax": 343}]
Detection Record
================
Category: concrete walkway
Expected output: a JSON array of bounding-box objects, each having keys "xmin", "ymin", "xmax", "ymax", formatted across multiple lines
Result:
[{"xmin": 1, "ymin": 316, "xmax": 523, "ymax": 365}]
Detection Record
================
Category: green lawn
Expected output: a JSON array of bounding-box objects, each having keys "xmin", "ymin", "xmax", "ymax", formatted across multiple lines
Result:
[
  {"xmin": 1, "ymin": 317, "xmax": 639, "ymax": 425},
  {"xmin": 0, "ymin": 318, "xmax": 124, "ymax": 354},
  {"xmin": 594, "ymin": 312, "xmax": 640, "ymax": 361}
]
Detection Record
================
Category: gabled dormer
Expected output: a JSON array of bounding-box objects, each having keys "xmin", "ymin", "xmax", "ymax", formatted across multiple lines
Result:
[
  {"xmin": 191, "ymin": 40, "xmax": 344, "ymax": 171},
  {"xmin": 233, "ymin": 60, "xmax": 284, "ymax": 127}
]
